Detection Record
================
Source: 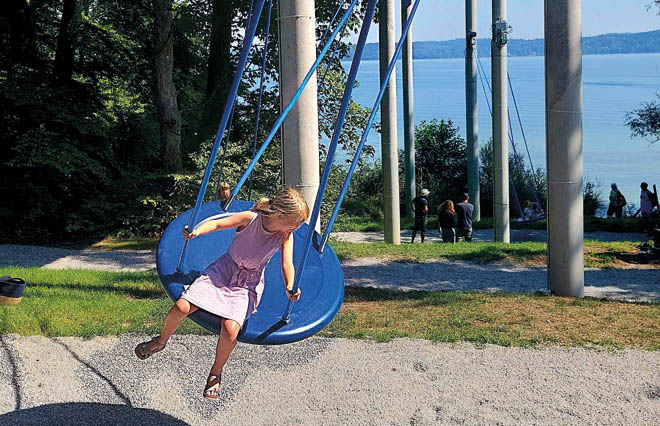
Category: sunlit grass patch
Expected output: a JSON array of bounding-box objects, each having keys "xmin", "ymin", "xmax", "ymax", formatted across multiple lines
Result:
[{"xmin": 321, "ymin": 287, "xmax": 660, "ymax": 350}]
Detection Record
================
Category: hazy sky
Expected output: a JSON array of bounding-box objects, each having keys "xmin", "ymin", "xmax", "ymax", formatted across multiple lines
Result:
[{"xmin": 357, "ymin": 0, "xmax": 659, "ymax": 42}]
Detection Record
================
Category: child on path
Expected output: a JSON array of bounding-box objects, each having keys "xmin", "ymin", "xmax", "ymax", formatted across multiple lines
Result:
[{"xmin": 135, "ymin": 187, "xmax": 307, "ymax": 399}]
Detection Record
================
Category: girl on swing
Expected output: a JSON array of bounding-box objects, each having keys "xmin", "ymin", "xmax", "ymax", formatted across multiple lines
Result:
[{"xmin": 135, "ymin": 187, "xmax": 307, "ymax": 399}]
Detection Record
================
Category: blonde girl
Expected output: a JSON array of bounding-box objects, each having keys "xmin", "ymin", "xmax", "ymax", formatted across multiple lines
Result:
[{"xmin": 135, "ymin": 187, "xmax": 308, "ymax": 399}]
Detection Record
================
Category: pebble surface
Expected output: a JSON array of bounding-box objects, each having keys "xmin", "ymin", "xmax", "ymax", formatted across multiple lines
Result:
[{"xmin": 0, "ymin": 335, "xmax": 659, "ymax": 425}]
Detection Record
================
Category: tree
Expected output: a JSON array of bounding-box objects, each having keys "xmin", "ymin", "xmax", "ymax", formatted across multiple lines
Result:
[
  {"xmin": 153, "ymin": 0, "xmax": 182, "ymax": 170},
  {"xmin": 625, "ymin": 1, "xmax": 660, "ymax": 144},
  {"xmin": 626, "ymin": 96, "xmax": 660, "ymax": 144},
  {"xmin": 413, "ymin": 120, "xmax": 467, "ymax": 209},
  {"xmin": 52, "ymin": 0, "xmax": 82, "ymax": 86}
]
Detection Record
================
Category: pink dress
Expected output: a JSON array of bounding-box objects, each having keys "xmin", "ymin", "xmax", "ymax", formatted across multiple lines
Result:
[{"xmin": 180, "ymin": 212, "xmax": 286, "ymax": 328}]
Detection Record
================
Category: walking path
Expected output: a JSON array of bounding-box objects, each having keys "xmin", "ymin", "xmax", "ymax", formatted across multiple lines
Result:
[
  {"xmin": 1, "ymin": 242, "xmax": 659, "ymax": 302},
  {"xmin": 333, "ymin": 228, "xmax": 650, "ymax": 243}
]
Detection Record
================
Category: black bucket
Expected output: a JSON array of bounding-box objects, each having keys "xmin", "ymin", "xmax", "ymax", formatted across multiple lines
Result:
[{"xmin": 0, "ymin": 276, "xmax": 26, "ymax": 305}]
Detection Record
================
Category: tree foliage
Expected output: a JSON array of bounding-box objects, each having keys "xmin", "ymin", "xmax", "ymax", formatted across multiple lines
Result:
[
  {"xmin": 0, "ymin": 0, "xmax": 375, "ymax": 242},
  {"xmin": 626, "ymin": 95, "xmax": 660, "ymax": 144}
]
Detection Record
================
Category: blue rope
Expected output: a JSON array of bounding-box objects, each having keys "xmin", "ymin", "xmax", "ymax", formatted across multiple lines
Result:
[
  {"xmin": 476, "ymin": 53, "xmax": 542, "ymax": 211},
  {"xmin": 283, "ymin": 0, "xmax": 379, "ymax": 322},
  {"xmin": 223, "ymin": 0, "xmax": 360, "ymax": 209},
  {"xmin": 177, "ymin": 0, "xmax": 266, "ymax": 271},
  {"xmin": 319, "ymin": 0, "xmax": 422, "ymax": 248},
  {"xmin": 248, "ymin": 0, "xmax": 273, "ymax": 201}
]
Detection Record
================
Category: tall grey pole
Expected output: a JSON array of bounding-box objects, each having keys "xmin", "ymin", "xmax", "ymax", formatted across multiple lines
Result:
[
  {"xmin": 491, "ymin": 0, "xmax": 509, "ymax": 242},
  {"xmin": 402, "ymin": 0, "xmax": 416, "ymax": 218},
  {"xmin": 545, "ymin": 0, "xmax": 584, "ymax": 297},
  {"xmin": 380, "ymin": 0, "xmax": 401, "ymax": 244},
  {"xmin": 278, "ymin": 0, "xmax": 320, "ymax": 228},
  {"xmin": 465, "ymin": 0, "xmax": 480, "ymax": 221}
]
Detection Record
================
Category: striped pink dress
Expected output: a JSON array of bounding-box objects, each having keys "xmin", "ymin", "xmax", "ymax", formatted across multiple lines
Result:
[{"xmin": 180, "ymin": 212, "xmax": 286, "ymax": 328}]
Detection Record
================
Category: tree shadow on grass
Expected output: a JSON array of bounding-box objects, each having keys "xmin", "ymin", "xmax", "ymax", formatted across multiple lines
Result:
[
  {"xmin": 24, "ymin": 280, "xmax": 164, "ymax": 299},
  {"xmin": 0, "ymin": 403, "xmax": 188, "ymax": 425}
]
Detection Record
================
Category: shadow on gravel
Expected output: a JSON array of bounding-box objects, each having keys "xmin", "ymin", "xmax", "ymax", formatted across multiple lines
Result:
[
  {"xmin": 0, "ymin": 403, "xmax": 188, "ymax": 425},
  {"xmin": 0, "ymin": 335, "xmax": 22, "ymax": 410}
]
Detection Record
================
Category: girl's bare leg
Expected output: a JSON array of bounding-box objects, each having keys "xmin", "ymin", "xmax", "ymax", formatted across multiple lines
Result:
[
  {"xmin": 158, "ymin": 298, "xmax": 198, "ymax": 345},
  {"xmin": 209, "ymin": 318, "xmax": 240, "ymax": 376}
]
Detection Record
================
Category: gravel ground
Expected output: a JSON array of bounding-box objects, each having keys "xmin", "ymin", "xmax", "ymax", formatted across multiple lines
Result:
[{"xmin": 0, "ymin": 335, "xmax": 659, "ymax": 426}]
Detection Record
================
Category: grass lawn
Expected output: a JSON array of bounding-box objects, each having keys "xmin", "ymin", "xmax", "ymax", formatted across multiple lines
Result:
[
  {"xmin": 88, "ymin": 237, "xmax": 655, "ymax": 269},
  {"xmin": 330, "ymin": 239, "xmax": 656, "ymax": 269},
  {"xmin": 1, "ymin": 267, "xmax": 658, "ymax": 350}
]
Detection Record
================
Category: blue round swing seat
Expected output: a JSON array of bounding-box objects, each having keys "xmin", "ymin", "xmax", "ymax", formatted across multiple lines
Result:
[{"xmin": 156, "ymin": 200, "xmax": 344, "ymax": 345}]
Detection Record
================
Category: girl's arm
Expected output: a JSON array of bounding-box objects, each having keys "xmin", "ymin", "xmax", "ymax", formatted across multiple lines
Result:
[
  {"xmin": 280, "ymin": 232, "xmax": 301, "ymax": 301},
  {"xmin": 184, "ymin": 211, "xmax": 254, "ymax": 239}
]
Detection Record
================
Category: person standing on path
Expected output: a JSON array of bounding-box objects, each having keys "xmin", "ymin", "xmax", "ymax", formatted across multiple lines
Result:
[
  {"xmin": 607, "ymin": 183, "xmax": 625, "ymax": 219},
  {"xmin": 438, "ymin": 200, "xmax": 457, "ymax": 243},
  {"xmin": 634, "ymin": 182, "xmax": 656, "ymax": 234},
  {"xmin": 410, "ymin": 188, "xmax": 430, "ymax": 243},
  {"xmin": 455, "ymin": 193, "xmax": 474, "ymax": 242}
]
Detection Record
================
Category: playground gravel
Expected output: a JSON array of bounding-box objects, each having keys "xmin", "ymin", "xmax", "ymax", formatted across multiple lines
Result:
[{"xmin": 1, "ymin": 334, "xmax": 659, "ymax": 425}]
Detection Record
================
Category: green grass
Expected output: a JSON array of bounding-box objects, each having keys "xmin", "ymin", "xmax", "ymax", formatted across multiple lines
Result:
[
  {"xmin": 332, "ymin": 214, "xmax": 649, "ymax": 233},
  {"xmin": 321, "ymin": 287, "xmax": 660, "ymax": 349},
  {"xmin": 0, "ymin": 267, "xmax": 207, "ymax": 337},
  {"xmin": 2, "ymin": 266, "xmax": 658, "ymax": 350},
  {"xmin": 330, "ymin": 240, "xmax": 547, "ymax": 263}
]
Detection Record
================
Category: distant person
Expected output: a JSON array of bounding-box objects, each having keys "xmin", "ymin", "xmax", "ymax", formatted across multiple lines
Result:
[
  {"xmin": 218, "ymin": 181, "xmax": 231, "ymax": 201},
  {"xmin": 523, "ymin": 201, "xmax": 534, "ymax": 221},
  {"xmin": 455, "ymin": 193, "xmax": 474, "ymax": 242},
  {"xmin": 607, "ymin": 183, "xmax": 625, "ymax": 219},
  {"xmin": 410, "ymin": 188, "xmax": 430, "ymax": 243},
  {"xmin": 438, "ymin": 200, "xmax": 457, "ymax": 243},
  {"xmin": 633, "ymin": 182, "xmax": 656, "ymax": 235}
]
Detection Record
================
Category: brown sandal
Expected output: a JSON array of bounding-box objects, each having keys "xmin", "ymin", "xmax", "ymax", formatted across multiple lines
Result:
[
  {"xmin": 203, "ymin": 374, "xmax": 221, "ymax": 400},
  {"xmin": 134, "ymin": 336, "xmax": 166, "ymax": 360}
]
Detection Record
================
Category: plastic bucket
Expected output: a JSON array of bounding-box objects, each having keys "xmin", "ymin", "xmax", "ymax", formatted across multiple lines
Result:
[{"xmin": 0, "ymin": 277, "xmax": 26, "ymax": 305}]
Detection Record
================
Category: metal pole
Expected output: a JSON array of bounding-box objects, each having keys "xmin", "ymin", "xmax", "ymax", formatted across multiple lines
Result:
[
  {"xmin": 545, "ymin": 0, "xmax": 584, "ymax": 297},
  {"xmin": 492, "ymin": 0, "xmax": 509, "ymax": 242},
  {"xmin": 402, "ymin": 0, "xmax": 416, "ymax": 218},
  {"xmin": 279, "ymin": 0, "xmax": 320, "ymax": 229},
  {"xmin": 380, "ymin": 0, "xmax": 401, "ymax": 244},
  {"xmin": 466, "ymin": 0, "xmax": 480, "ymax": 222}
]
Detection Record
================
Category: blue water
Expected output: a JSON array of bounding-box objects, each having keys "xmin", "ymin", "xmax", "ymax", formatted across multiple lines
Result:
[{"xmin": 339, "ymin": 53, "xmax": 660, "ymax": 208}]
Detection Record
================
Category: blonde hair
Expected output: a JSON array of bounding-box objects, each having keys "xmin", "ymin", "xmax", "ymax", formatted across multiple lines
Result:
[
  {"xmin": 441, "ymin": 200, "xmax": 455, "ymax": 215},
  {"xmin": 219, "ymin": 182, "xmax": 230, "ymax": 191},
  {"xmin": 252, "ymin": 187, "xmax": 310, "ymax": 224}
]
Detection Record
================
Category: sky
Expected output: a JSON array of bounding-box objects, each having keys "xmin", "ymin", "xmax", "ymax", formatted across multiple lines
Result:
[{"xmin": 356, "ymin": 0, "xmax": 660, "ymax": 43}]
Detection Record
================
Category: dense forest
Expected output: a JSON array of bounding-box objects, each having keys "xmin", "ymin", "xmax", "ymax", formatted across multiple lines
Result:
[
  {"xmin": 352, "ymin": 29, "xmax": 660, "ymax": 60},
  {"xmin": 0, "ymin": 0, "xmax": 377, "ymax": 242}
]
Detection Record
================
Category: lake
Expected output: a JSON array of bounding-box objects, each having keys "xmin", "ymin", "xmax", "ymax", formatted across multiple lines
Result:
[{"xmin": 340, "ymin": 53, "xmax": 660, "ymax": 210}]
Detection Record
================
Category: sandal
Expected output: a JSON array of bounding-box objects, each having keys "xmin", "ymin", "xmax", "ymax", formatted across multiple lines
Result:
[
  {"xmin": 134, "ymin": 336, "xmax": 166, "ymax": 360},
  {"xmin": 203, "ymin": 374, "xmax": 221, "ymax": 400}
]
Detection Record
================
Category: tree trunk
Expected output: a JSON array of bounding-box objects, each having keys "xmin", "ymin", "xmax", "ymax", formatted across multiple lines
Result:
[
  {"xmin": 153, "ymin": 0, "xmax": 182, "ymax": 170},
  {"xmin": 52, "ymin": 0, "xmax": 82, "ymax": 86},
  {"xmin": 201, "ymin": 0, "xmax": 234, "ymax": 140}
]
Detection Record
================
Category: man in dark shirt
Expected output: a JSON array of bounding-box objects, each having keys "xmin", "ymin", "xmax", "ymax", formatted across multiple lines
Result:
[
  {"xmin": 410, "ymin": 188, "xmax": 430, "ymax": 243},
  {"xmin": 455, "ymin": 193, "xmax": 474, "ymax": 242}
]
